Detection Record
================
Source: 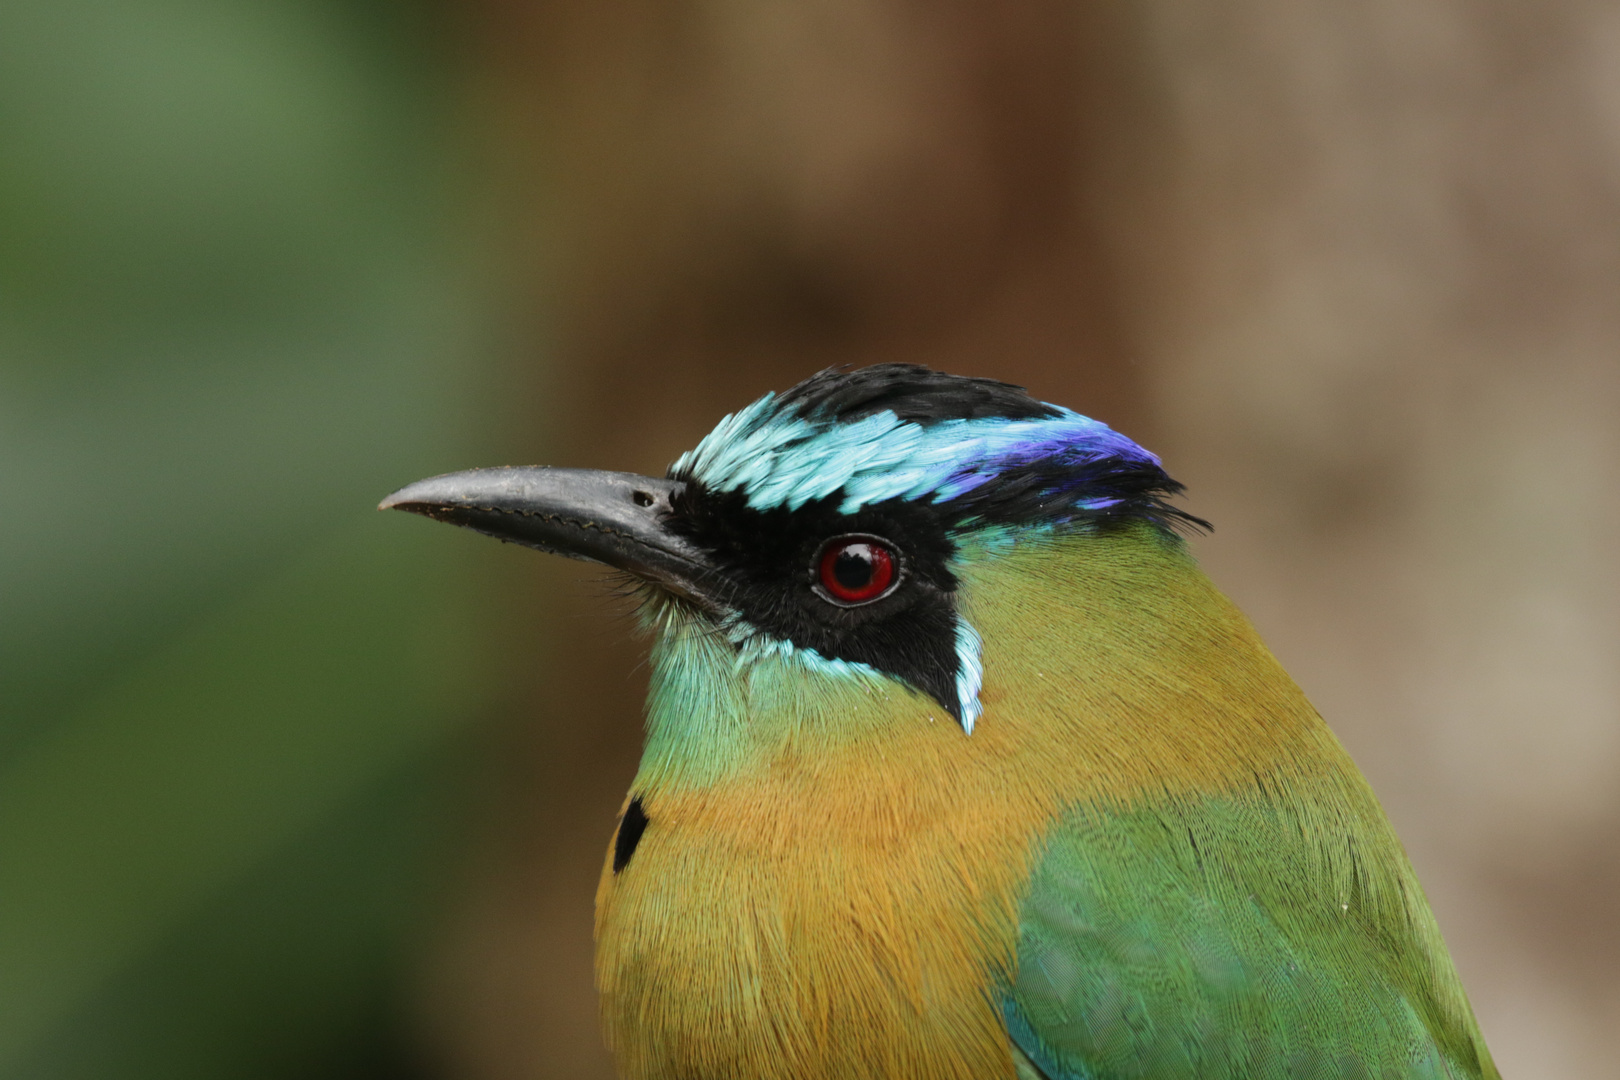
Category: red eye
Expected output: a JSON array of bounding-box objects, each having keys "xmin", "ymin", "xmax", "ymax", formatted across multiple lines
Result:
[{"xmin": 816, "ymin": 536, "xmax": 898, "ymax": 605}]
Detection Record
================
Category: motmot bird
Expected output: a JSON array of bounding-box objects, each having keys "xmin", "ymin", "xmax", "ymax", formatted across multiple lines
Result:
[{"xmin": 382, "ymin": 365, "xmax": 1498, "ymax": 1080}]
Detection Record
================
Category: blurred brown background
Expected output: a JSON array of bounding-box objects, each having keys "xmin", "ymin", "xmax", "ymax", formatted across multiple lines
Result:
[
  {"xmin": 4, "ymin": 1, "xmax": 1614, "ymax": 1078},
  {"xmin": 435, "ymin": 2, "xmax": 1620, "ymax": 1078}
]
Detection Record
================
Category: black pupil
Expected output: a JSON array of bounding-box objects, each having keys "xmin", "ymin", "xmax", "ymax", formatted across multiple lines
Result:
[{"xmin": 833, "ymin": 546, "xmax": 875, "ymax": 590}]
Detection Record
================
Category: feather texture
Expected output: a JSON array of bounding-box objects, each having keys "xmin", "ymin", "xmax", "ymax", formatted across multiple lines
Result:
[{"xmin": 595, "ymin": 525, "xmax": 1498, "ymax": 1079}]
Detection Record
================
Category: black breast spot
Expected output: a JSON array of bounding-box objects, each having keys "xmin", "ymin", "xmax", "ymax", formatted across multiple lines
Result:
[{"xmin": 613, "ymin": 796, "xmax": 649, "ymax": 874}]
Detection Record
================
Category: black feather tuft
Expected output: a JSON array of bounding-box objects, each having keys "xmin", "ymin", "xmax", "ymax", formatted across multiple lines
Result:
[
  {"xmin": 776, "ymin": 364, "xmax": 1060, "ymax": 425},
  {"xmin": 614, "ymin": 797, "xmax": 648, "ymax": 874}
]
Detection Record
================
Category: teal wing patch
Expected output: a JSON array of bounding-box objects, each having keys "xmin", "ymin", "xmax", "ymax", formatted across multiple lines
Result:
[{"xmin": 1002, "ymin": 798, "xmax": 1489, "ymax": 1080}]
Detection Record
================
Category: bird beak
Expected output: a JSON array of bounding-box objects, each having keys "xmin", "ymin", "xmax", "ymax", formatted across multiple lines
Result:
[{"xmin": 379, "ymin": 467, "xmax": 721, "ymax": 609}]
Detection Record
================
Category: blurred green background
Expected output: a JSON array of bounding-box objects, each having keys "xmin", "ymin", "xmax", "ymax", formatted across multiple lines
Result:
[{"xmin": 0, "ymin": 1, "xmax": 502, "ymax": 1075}]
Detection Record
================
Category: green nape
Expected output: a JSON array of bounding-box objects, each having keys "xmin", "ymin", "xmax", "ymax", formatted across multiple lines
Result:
[{"xmin": 1006, "ymin": 794, "xmax": 1499, "ymax": 1080}]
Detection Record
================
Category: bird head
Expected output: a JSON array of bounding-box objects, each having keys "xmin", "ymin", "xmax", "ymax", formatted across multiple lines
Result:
[{"xmin": 382, "ymin": 365, "xmax": 1204, "ymax": 777}]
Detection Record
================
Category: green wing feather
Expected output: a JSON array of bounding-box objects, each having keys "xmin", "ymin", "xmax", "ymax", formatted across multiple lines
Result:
[{"xmin": 1003, "ymin": 792, "xmax": 1499, "ymax": 1080}]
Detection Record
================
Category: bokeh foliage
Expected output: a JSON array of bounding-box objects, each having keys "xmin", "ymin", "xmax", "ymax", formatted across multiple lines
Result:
[{"xmin": 0, "ymin": 1, "xmax": 499, "ymax": 1076}]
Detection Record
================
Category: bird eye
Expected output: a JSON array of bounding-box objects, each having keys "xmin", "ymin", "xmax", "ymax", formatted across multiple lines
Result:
[{"xmin": 814, "ymin": 535, "xmax": 898, "ymax": 606}]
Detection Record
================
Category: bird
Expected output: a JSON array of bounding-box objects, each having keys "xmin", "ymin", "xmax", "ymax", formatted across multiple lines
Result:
[{"xmin": 381, "ymin": 364, "xmax": 1499, "ymax": 1080}]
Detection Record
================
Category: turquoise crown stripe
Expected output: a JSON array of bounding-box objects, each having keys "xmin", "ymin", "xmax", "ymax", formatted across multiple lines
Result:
[{"xmin": 669, "ymin": 393, "xmax": 1159, "ymax": 515}]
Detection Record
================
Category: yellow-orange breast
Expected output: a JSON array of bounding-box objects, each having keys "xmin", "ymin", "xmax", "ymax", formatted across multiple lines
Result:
[{"xmin": 594, "ymin": 712, "xmax": 1047, "ymax": 1080}]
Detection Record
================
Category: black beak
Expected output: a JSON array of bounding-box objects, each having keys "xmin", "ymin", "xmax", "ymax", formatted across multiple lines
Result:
[{"xmin": 379, "ymin": 467, "xmax": 720, "ymax": 608}]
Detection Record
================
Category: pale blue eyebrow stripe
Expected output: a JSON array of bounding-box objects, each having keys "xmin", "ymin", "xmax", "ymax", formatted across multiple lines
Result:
[{"xmin": 670, "ymin": 393, "xmax": 1157, "ymax": 514}]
